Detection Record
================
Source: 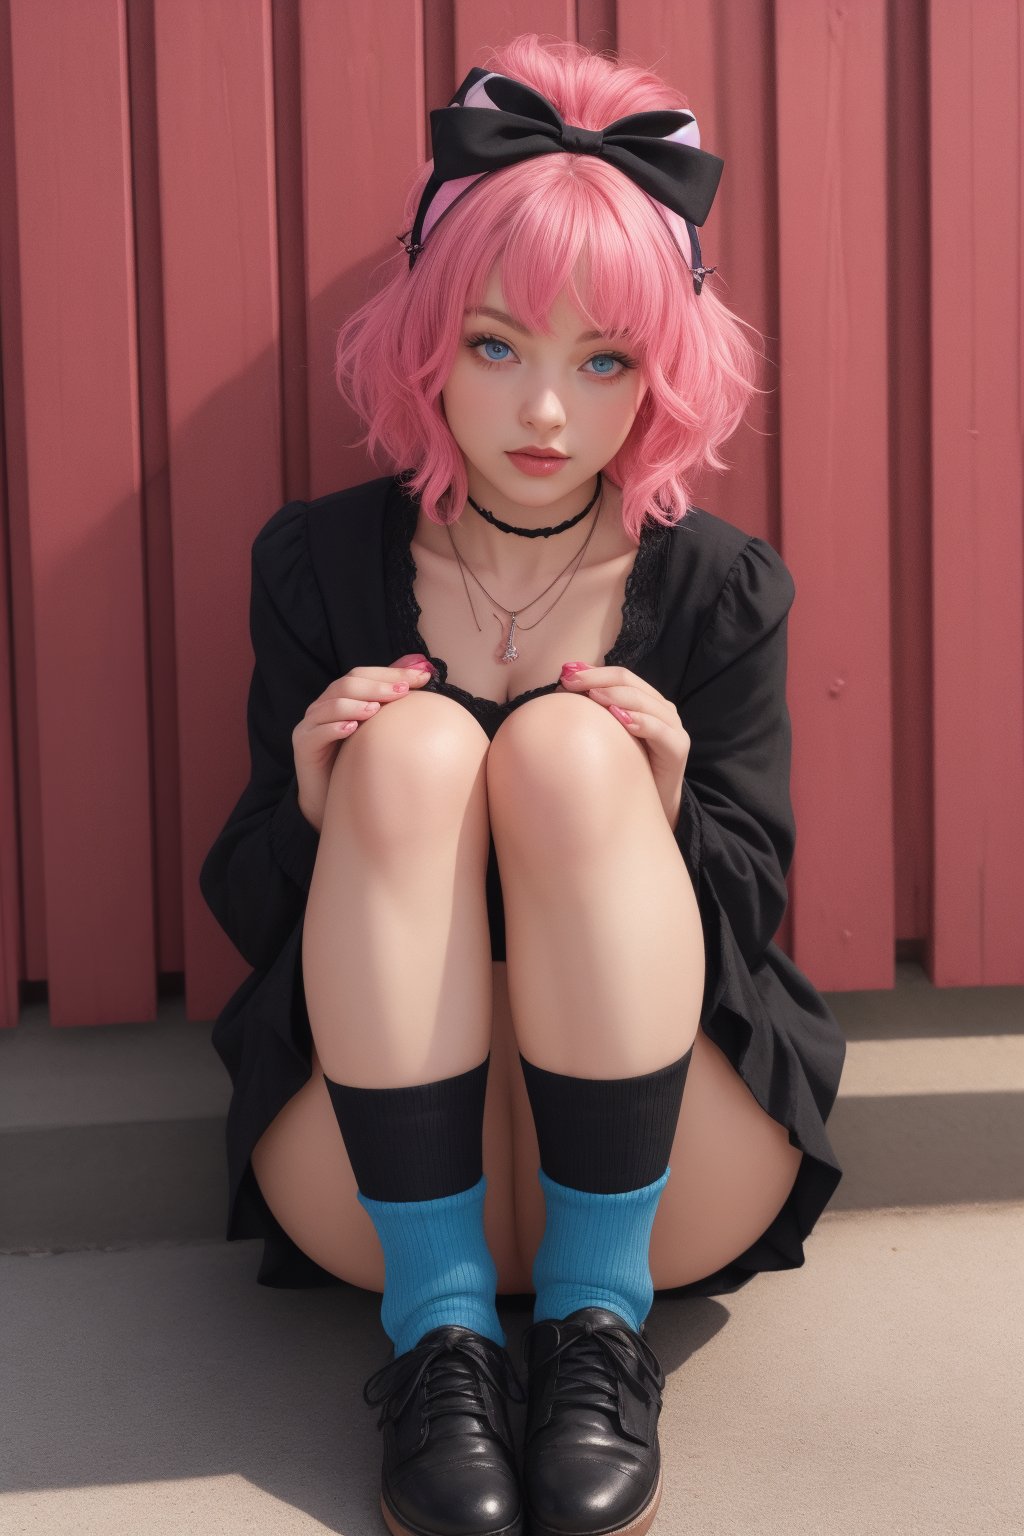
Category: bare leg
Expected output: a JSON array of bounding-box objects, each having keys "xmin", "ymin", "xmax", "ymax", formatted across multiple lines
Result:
[
  {"xmin": 301, "ymin": 689, "xmax": 493, "ymax": 1087},
  {"xmin": 251, "ymin": 691, "xmax": 529, "ymax": 1289},
  {"xmin": 487, "ymin": 691, "xmax": 804, "ymax": 1288}
]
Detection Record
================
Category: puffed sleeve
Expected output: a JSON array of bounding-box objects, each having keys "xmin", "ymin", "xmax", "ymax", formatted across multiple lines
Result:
[
  {"xmin": 198, "ymin": 500, "xmax": 339, "ymax": 972},
  {"xmin": 673, "ymin": 536, "xmax": 797, "ymax": 971}
]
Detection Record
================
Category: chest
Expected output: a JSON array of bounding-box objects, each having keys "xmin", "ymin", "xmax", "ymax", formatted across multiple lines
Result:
[{"xmin": 409, "ymin": 538, "xmax": 639, "ymax": 706}]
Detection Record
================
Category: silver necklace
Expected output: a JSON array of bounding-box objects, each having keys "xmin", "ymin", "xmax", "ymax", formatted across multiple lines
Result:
[{"xmin": 442, "ymin": 485, "xmax": 605, "ymax": 664}]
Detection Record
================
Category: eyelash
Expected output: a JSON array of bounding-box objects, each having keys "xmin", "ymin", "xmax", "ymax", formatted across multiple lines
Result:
[{"xmin": 464, "ymin": 332, "xmax": 638, "ymax": 381}]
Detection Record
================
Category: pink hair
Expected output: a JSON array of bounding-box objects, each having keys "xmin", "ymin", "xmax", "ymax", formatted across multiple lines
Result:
[{"xmin": 334, "ymin": 34, "xmax": 765, "ymax": 542}]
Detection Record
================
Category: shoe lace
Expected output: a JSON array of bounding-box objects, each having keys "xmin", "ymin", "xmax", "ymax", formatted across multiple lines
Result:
[
  {"xmin": 521, "ymin": 1316, "xmax": 665, "ymax": 1416},
  {"xmin": 363, "ymin": 1328, "xmax": 527, "ymax": 1431}
]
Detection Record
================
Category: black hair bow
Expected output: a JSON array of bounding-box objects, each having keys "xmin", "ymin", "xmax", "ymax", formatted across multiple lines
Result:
[{"xmin": 401, "ymin": 67, "xmax": 724, "ymax": 295}]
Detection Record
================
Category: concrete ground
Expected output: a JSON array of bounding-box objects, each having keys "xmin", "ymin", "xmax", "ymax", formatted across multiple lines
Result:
[{"xmin": 1, "ymin": 960, "xmax": 1022, "ymax": 1535}]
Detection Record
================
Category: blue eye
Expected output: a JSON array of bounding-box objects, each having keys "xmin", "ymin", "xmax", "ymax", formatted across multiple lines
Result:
[{"xmin": 464, "ymin": 332, "xmax": 637, "ymax": 380}]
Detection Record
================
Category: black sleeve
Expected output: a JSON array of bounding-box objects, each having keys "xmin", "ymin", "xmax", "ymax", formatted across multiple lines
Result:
[
  {"xmin": 198, "ymin": 500, "xmax": 339, "ymax": 971},
  {"xmin": 672, "ymin": 535, "xmax": 797, "ymax": 970}
]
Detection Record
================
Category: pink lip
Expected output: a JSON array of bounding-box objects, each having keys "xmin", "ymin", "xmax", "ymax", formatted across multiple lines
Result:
[
  {"xmin": 506, "ymin": 451, "xmax": 571, "ymax": 477},
  {"xmin": 510, "ymin": 447, "xmax": 569, "ymax": 458}
]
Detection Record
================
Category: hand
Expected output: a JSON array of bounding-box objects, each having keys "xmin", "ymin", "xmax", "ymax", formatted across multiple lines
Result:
[
  {"xmin": 293, "ymin": 653, "xmax": 435, "ymax": 833},
  {"xmin": 558, "ymin": 661, "xmax": 691, "ymax": 833}
]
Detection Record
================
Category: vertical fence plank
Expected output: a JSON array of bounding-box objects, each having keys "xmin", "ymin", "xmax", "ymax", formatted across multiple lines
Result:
[
  {"xmin": 158, "ymin": 0, "xmax": 287, "ymax": 1022},
  {"xmin": 776, "ymin": 0, "xmax": 893, "ymax": 993},
  {"xmin": 7, "ymin": 0, "xmax": 153, "ymax": 1027},
  {"xmin": 928, "ymin": 0, "xmax": 1024, "ymax": 987},
  {"xmin": 127, "ymin": 0, "xmax": 182, "ymax": 980},
  {"xmin": 695, "ymin": 0, "xmax": 781, "ymax": 543},
  {"xmin": 0, "ymin": 456, "xmax": 17, "ymax": 1030},
  {"xmin": 299, "ymin": 0, "xmax": 426, "ymax": 496},
  {"xmin": 270, "ymin": 0, "xmax": 309, "ymax": 505},
  {"xmin": 888, "ymin": 0, "xmax": 933, "ymax": 955},
  {"xmin": 0, "ymin": 0, "xmax": 24, "ymax": 1028}
]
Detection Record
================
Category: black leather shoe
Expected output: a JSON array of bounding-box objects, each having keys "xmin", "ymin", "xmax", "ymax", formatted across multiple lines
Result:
[
  {"xmin": 520, "ymin": 1306, "xmax": 667, "ymax": 1536},
  {"xmin": 362, "ymin": 1323, "xmax": 527, "ymax": 1536}
]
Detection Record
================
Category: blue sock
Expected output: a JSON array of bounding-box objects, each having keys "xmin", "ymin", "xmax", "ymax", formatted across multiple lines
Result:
[
  {"xmin": 531, "ymin": 1166, "xmax": 671, "ymax": 1333},
  {"xmin": 357, "ymin": 1174, "xmax": 506, "ymax": 1358}
]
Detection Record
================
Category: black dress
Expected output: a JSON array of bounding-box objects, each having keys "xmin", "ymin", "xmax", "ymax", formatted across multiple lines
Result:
[{"xmin": 199, "ymin": 473, "xmax": 846, "ymax": 1296}]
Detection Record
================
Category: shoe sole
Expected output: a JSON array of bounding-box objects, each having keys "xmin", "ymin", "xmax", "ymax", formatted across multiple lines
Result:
[
  {"xmin": 525, "ymin": 1461, "xmax": 663, "ymax": 1536},
  {"xmin": 379, "ymin": 1490, "xmax": 524, "ymax": 1536}
]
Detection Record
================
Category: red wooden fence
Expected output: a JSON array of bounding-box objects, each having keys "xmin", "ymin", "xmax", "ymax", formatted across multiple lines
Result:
[{"xmin": 0, "ymin": 0, "xmax": 1020, "ymax": 1029}]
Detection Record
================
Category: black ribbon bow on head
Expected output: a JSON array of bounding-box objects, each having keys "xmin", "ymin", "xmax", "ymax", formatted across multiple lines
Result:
[{"xmin": 400, "ymin": 67, "xmax": 724, "ymax": 296}]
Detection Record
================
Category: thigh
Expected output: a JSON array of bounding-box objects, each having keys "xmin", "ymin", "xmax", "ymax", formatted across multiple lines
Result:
[
  {"xmin": 488, "ymin": 693, "xmax": 706, "ymax": 1077},
  {"xmin": 303, "ymin": 690, "xmax": 495, "ymax": 1087},
  {"xmin": 506, "ymin": 975, "xmax": 804, "ymax": 1290},
  {"xmin": 250, "ymin": 964, "xmax": 533, "ymax": 1295}
]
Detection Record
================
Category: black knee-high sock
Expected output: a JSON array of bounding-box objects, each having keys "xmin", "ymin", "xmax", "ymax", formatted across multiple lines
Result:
[
  {"xmin": 518, "ymin": 1046, "xmax": 694, "ymax": 1329},
  {"xmin": 322, "ymin": 1056, "xmax": 505, "ymax": 1354},
  {"xmin": 518, "ymin": 1047, "xmax": 693, "ymax": 1192},
  {"xmin": 323, "ymin": 1056, "xmax": 489, "ymax": 1200}
]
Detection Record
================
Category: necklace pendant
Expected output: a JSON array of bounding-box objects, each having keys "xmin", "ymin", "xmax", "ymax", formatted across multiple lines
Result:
[{"xmin": 498, "ymin": 614, "xmax": 520, "ymax": 664}]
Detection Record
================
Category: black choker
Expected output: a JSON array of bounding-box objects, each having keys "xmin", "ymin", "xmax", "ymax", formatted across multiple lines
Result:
[{"xmin": 467, "ymin": 471, "xmax": 602, "ymax": 537}]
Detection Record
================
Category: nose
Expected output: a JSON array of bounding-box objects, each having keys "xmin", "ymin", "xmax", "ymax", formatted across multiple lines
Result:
[{"xmin": 521, "ymin": 384, "xmax": 567, "ymax": 432}]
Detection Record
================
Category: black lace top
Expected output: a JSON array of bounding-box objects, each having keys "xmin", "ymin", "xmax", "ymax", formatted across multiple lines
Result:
[{"xmin": 382, "ymin": 481, "xmax": 673, "ymax": 739}]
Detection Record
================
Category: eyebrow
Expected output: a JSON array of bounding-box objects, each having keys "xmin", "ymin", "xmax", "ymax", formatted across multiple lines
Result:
[{"xmin": 464, "ymin": 306, "xmax": 614, "ymax": 344}]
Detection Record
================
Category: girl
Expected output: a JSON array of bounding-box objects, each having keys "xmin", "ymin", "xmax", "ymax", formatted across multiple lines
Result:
[{"xmin": 200, "ymin": 33, "xmax": 846, "ymax": 1536}]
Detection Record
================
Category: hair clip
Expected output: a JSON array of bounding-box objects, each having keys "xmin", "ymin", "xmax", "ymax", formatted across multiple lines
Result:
[{"xmin": 396, "ymin": 229, "xmax": 424, "ymax": 259}]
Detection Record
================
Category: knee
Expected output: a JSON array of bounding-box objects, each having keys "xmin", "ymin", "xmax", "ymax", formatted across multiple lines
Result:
[
  {"xmin": 327, "ymin": 688, "xmax": 490, "ymax": 843},
  {"xmin": 486, "ymin": 691, "xmax": 643, "ymax": 850}
]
